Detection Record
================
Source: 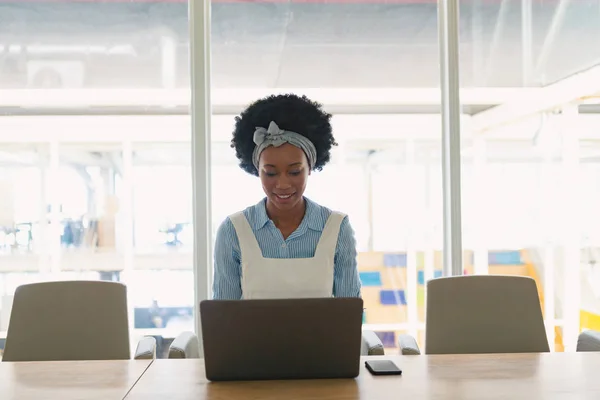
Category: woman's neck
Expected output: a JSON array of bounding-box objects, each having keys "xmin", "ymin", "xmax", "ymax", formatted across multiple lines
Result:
[{"xmin": 266, "ymin": 197, "xmax": 306, "ymax": 230}]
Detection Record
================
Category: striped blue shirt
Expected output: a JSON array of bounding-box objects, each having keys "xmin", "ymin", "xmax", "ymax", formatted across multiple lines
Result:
[{"xmin": 212, "ymin": 197, "xmax": 362, "ymax": 300}]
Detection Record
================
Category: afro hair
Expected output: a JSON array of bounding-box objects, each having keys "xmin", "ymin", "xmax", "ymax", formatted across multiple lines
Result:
[{"xmin": 231, "ymin": 94, "xmax": 336, "ymax": 176}]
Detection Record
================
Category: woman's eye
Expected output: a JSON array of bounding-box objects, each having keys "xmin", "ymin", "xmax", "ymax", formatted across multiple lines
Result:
[
  {"xmin": 265, "ymin": 172, "xmax": 277, "ymax": 177},
  {"xmin": 289, "ymin": 171, "xmax": 301, "ymax": 176}
]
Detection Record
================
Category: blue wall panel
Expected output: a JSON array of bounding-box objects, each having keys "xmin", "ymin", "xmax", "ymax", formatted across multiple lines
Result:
[
  {"xmin": 380, "ymin": 290, "xmax": 407, "ymax": 305},
  {"xmin": 488, "ymin": 251, "xmax": 523, "ymax": 265},
  {"xmin": 383, "ymin": 253, "xmax": 407, "ymax": 267},
  {"xmin": 417, "ymin": 270, "xmax": 443, "ymax": 285},
  {"xmin": 359, "ymin": 271, "xmax": 382, "ymax": 286}
]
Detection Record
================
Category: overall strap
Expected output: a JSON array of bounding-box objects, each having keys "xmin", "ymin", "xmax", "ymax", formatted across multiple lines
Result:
[
  {"xmin": 229, "ymin": 212, "xmax": 264, "ymax": 260},
  {"xmin": 314, "ymin": 211, "xmax": 346, "ymax": 260}
]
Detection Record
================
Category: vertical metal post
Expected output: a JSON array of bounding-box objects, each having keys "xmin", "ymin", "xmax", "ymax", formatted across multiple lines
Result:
[
  {"xmin": 190, "ymin": 0, "xmax": 213, "ymax": 357},
  {"xmin": 366, "ymin": 151, "xmax": 375, "ymax": 252},
  {"xmin": 543, "ymin": 244, "xmax": 556, "ymax": 350},
  {"xmin": 38, "ymin": 144, "xmax": 50, "ymax": 275},
  {"xmin": 560, "ymin": 105, "xmax": 581, "ymax": 352},
  {"xmin": 121, "ymin": 140, "xmax": 135, "ymax": 353},
  {"xmin": 121, "ymin": 140, "xmax": 134, "ymax": 272},
  {"xmin": 473, "ymin": 136, "xmax": 488, "ymax": 275},
  {"xmin": 405, "ymin": 140, "xmax": 418, "ymax": 338},
  {"xmin": 423, "ymin": 146, "xmax": 435, "ymax": 284},
  {"xmin": 438, "ymin": 0, "xmax": 464, "ymax": 276},
  {"xmin": 521, "ymin": 0, "xmax": 533, "ymax": 85},
  {"xmin": 49, "ymin": 140, "xmax": 61, "ymax": 277},
  {"xmin": 540, "ymin": 132, "xmax": 556, "ymax": 350}
]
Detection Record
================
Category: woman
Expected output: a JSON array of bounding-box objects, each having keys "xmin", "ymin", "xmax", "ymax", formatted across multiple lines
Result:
[{"xmin": 212, "ymin": 94, "xmax": 362, "ymax": 300}]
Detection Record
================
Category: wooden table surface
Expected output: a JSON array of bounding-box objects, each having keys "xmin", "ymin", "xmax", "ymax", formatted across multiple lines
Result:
[
  {"xmin": 0, "ymin": 359, "xmax": 152, "ymax": 400},
  {"xmin": 124, "ymin": 353, "xmax": 600, "ymax": 400}
]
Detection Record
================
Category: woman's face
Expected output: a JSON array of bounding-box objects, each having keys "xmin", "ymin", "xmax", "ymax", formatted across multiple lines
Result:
[{"xmin": 258, "ymin": 143, "xmax": 310, "ymax": 213}]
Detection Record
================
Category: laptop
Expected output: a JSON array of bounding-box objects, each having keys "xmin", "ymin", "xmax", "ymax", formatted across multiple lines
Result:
[{"xmin": 200, "ymin": 297, "xmax": 364, "ymax": 381}]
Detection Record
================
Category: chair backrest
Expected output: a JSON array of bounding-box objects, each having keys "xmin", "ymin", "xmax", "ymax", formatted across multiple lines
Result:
[
  {"xmin": 3, "ymin": 280, "xmax": 130, "ymax": 362},
  {"xmin": 577, "ymin": 330, "xmax": 600, "ymax": 352},
  {"xmin": 168, "ymin": 331, "xmax": 200, "ymax": 359},
  {"xmin": 425, "ymin": 275, "xmax": 550, "ymax": 355}
]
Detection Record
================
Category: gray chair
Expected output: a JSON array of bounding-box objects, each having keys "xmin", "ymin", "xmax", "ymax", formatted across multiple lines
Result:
[
  {"xmin": 398, "ymin": 333, "xmax": 421, "ymax": 355},
  {"xmin": 361, "ymin": 330, "xmax": 385, "ymax": 355},
  {"xmin": 168, "ymin": 330, "xmax": 384, "ymax": 358},
  {"xmin": 398, "ymin": 275, "xmax": 550, "ymax": 355},
  {"xmin": 576, "ymin": 330, "xmax": 600, "ymax": 352},
  {"xmin": 2, "ymin": 280, "xmax": 156, "ymax": 362},
  {"xmin": 168, "ymin": 331, "xmax": 200, "ymax": 359}
]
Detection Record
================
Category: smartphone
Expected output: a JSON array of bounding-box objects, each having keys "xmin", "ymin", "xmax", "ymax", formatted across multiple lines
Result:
[{"xmin": 365, "ymin": 360, "xmax": 402, "ymax": 376}]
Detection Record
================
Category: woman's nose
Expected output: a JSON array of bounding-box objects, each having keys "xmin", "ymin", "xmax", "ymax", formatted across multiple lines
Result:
[{"xmin": 275, "ymin": 176, "xmax": 291, "ymax": 189}]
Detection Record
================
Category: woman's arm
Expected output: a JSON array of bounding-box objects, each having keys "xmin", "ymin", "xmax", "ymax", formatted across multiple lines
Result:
[
  {"xmin": 212, "ymin": 218, "xmax": 243, "ymax": 300},
  {"xmin": 333, "ymin": 216, "xmax": 362, "ymax": 298}
]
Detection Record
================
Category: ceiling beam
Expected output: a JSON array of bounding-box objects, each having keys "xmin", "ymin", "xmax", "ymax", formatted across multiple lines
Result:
[
  {"xmin": 471, "ymin": 64, "xmax": 600, "ymax": 133},
  {"xmin": 0, "ymin": 87, "xmax": 542, "ymax": 111},
  {"xmin": 0, "ymin": 113, "xmax": 466, "ymax": 143},
  {"xmin": 4, "ymin": 112, "xmax": 600, "ymax": 144},
  {"xmin": 0, "ymin": 104, "xmax": 495, "ymax": 116}
]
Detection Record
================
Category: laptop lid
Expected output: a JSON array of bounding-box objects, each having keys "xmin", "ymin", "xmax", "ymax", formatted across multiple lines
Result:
[{"xmin": 200, "ymin": 297, "xmax": 364, "ymax": 381}]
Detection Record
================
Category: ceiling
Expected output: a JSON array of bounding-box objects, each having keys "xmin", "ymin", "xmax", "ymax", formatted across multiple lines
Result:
[
  {"xmin": 0, "ymin": 0, "xmax": 599, "ymax": 167},
  {"xmin": 0, "ymin": 1, "xmax": 598, "ymax": 90}
]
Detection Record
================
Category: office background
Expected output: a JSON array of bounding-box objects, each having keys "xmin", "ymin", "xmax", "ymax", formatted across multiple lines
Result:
[{"xmin": 0, "ymin": 0, "xmax": 600, "ymax": 357}]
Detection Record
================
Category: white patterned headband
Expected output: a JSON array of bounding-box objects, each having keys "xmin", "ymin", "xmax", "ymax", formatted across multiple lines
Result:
[{"xmin": 252, "ymin": 121, "xmax": 317, "ymax": 171}]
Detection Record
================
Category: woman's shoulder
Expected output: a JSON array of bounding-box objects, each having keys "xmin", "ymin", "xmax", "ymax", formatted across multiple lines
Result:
[
  {"xmin": 305, "ymin": 198, "xmax": 348, "ymax": 227},
  {"xmin": 214, "ymin": 205, "xmax": 256, "ymax": 245},
  {"xmin": 218, "ymin": 198, "xmax": 266, "ymax": 230}
]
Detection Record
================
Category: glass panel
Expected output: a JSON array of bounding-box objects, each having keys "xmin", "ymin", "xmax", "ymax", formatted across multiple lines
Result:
[
  {"xmin": 461, "ymin": 0, "xmax": 600, "ymax": 87},
  {"xmin": 212, "ymin": 2, "xmax": 439, "ymax": 88},
  {"xmin": 0, "ymin": 1, "xmax": 190, "ymax": 360},
  {"xmin": 463, "ymin": 0, "xmax": 600, "ymax": 352},
  {"xmin": 131, "ymin": 142, "xmax": 194, "ymax": 345},
  {"xmin": 211, "ymin": 2, "xmax": 443, "ymax": 354}
]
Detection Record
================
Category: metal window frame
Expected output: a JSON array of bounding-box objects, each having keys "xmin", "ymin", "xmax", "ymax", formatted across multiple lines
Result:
[
  {"xmin": 190, "ymin": 0, "xmax": 213, "ymax": 357},
  {"xmin": 438, "ymin": 0, "xmax": 464, "ymax": 276}
]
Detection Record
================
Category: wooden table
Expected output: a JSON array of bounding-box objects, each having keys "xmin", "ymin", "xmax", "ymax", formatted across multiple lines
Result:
[
  {"xmin": 124, "ymin": 353, "xmax": 600, "ymax": 399},
  {"xmin": 0, "ymin": 359, "xmax": 152, "ymax": 400}
]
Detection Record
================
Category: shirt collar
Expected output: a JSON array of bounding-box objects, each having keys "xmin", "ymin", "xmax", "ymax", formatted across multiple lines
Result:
[
  {"xmin": 253, "ymin": 198, "xmax": 270, "ymax": 230},
  {"xmin": 251, "ymin": 197, "xmax": 324, "ymax": 232}
]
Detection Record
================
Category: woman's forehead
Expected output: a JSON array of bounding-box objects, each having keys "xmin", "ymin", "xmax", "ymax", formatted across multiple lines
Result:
[{"xmin": 260, "ymin": 144, "xmax": 307, "ymax": 165}]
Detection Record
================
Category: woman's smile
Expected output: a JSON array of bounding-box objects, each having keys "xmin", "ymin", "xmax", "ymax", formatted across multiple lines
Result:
[{"xmin": 273, "ymin": 192, "xmax": 296, "ymax": 203}]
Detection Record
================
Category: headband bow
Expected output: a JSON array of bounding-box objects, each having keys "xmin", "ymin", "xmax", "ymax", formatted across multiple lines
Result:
[
  {"xmin": 252, "ymin": 121, "xmax": 317, "ymax": 171},
  {"xmin": 253, "ymin": 121, "xmax": 288, "ymax": 147}
]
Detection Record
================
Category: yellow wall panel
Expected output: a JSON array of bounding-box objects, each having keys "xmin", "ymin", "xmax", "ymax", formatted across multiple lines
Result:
[
  {"xmin": 580, "ymin": 309, "xmax": 600, "ymax": 331},
  {"xmin": 361, "ymin": 287, "xmax": 380, "ymax": 306},
  {"xmin": 488, "ymin": 265, "xmax": 529, "ymax": 276},
  {"xmin": 366, "ymin": 306, "xmax": 406, "ymax": 324},
  {"xmin": 358, "ymin": 252, "xmax": 385, "ymax": 269}
]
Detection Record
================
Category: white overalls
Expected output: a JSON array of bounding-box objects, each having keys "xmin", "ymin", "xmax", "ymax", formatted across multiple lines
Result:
[{"xmin": 229, "ymin": 211, "xmax": 346, "ymax": 299}]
